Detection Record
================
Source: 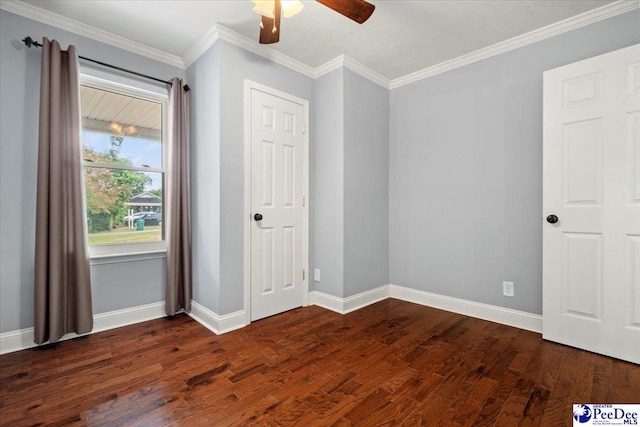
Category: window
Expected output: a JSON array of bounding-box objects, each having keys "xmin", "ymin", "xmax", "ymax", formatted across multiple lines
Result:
[{"xmin": 80, "ymin": 75, "xmax": 167, "ymax": 256}]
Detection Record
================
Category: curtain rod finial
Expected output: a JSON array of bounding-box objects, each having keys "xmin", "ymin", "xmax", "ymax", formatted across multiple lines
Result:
[
  {"xmin": 183, "ymin": 84, "xmax": 190, "ymax": 92},
  {"xmin": 22, "ymin": 36, "xmax": 42, "ymax": 48}
]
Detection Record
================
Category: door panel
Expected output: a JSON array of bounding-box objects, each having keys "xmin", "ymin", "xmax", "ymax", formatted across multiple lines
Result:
[
  {"xmin": 630, "ymin": 111, "xmax": 640, "ymax": 203},
  {"xmin": 543, "ymin": 44, "xmax": 640, "ymax": 364},
  {"xmin": 629, "ymin": 236, "xmax": 640, "ymax": 328},
  {"xmin": 562, "ymin": 72, "xmax": 602, "ymax": 109},
  {"xmin": 260, "ymin": 227, "xmax": 274, "ymax": 295},
  {"xmin": 562, "ymin": 119, "xmax": 603, "ymax": 205},
  {"xmin": 261, "ymin": 140, "xmax": 275, "ymax": 207},
  {"xmin": 562, "ymin": 232, "xmax": 602, "ymax": 320},
  {"xmin": 250, "ymin": 88, "xmax": 305, "ymax": 321}
]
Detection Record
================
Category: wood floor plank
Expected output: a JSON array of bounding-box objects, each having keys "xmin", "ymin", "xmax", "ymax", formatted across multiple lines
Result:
[{"xmin": 1, "ymin": 300, "xmax": 639, "ymax": 426}]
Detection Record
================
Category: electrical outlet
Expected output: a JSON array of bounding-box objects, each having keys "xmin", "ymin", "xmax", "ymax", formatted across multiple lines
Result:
[
  {"xmin": 314, "ymin": 269, "xmax": 320, "ymax": 282},
  {"xmin": 503, "ymin": 281, "xmax": 514, "ymax": 297}
]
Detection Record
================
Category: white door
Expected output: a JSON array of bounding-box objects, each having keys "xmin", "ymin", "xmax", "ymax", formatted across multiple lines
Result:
[
  {"xmin": 543, "ymin": 44, "xmax": 640, "ymax": 364},
  {"xmin": 249, "ymin": 86, "xmax": 306, "ymax": 321}
]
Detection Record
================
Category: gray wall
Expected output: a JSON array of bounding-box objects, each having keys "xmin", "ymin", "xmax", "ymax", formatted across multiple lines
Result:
[
  {"xmin": 3, "ymin": 7, "xmax": 637, "ymax": 334},
  {"xmin": 343, "ymin": 69, "xmax": 389, "ymax": 297},
  {"xmin": 311, "ymin": 69, "xmax": 345, "ymax": 297},
  {"xmin": 0, "ymin": 10, "xmax": 185, "ymax": 332},
  {"xmin": 188, "ymin": 40, "xmax": 315, "ymax": 315},
  {"xmin": 187, "ymin": 42, "xmax": 222, "ymax": 314},
  {"xmin": 389, "ymin": 10, "xmax": 640, "ymax": 315},
  {"xmin": 311, "ymin": 68, "xmax": 389, "ymax": 298}
]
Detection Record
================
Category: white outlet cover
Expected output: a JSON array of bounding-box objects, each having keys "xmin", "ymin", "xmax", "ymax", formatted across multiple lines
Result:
[
  {"xmin": 314, "ymin": 269, "xmax": 320, "ymax": 282},
  {"xmin": 503, "ymin": 281, "xmax": 514, "ymax": 297}
]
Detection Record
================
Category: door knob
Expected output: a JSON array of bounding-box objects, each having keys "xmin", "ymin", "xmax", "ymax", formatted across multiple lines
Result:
[
  {"xmin": 546, "ymin": 214, "xmax": 558, "ymax": 224},
  {"xmin": 254, "ymin": 213, "xmax": 263, "ymax": 221}
]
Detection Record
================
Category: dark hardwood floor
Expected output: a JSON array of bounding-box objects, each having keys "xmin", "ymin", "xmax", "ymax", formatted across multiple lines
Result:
[{"xmin": 1, "ymin": 299, "xmax": 639, "ymax": 426}]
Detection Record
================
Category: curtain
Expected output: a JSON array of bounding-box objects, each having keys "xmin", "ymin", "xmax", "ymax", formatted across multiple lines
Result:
[
  {"xmin": 34, "ymin": 38, "xmax": 93, "ymax": 344},
  {"xmin": 165, "ymin": 78, "xmax": 192, "ymax": 315}
]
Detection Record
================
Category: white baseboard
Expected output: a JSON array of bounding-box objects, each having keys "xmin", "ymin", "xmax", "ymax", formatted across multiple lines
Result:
[
  {"xmin": 309, "ymin": 286, "xmax": 390, "ymax": 314},
  {"xmin": 1, "ymin": 286, "xmax": 541, "ymax": 355},
  {"xmin": 0, "ymin": 301, "xmax": 166, "ymax": 355},
  {"xmin": 0, "ymin": 328, "xmax": 39, "ymax": 355},
  {"xmin": 92, "ymin": 301, "xmax": 166, "ymax": 332},
  {"xmin": 310, "ymin": 284, "xmax": 542, "ymax": 333},
  {"xmin": 389, "ymin": 285, "xmax": 542, "ymax": 333},
  {"xmin": 189, "ymin": 301, "xmax": 246, "ymax": 335}
]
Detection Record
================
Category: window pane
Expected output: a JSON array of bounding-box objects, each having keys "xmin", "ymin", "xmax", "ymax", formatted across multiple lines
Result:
[
  {"xmin": 84, "ymin": 168, "xmax": 163, "ymax": 246},
  {"xmin": 81, "ymin": 85, "xmax": 162, "ymax": 168},
  {"xmin": 83, "ymin": 131, "xmax": 162, "ymax": 169}
]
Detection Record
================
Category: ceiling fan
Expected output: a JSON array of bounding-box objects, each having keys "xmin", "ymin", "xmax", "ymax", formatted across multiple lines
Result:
[{"xmin": 253, "ymin": 0, "xmax": 375, "ymax": 44}]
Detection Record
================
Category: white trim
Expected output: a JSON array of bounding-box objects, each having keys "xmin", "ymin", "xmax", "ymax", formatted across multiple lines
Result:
[
  {"xmin": 309, "ymin": 287, "xmax": 390, "ymax": 314},
  {"xmin": 244, "ymin": 80, "xmax": 252, "ymax": 326},
  {"xmin": 0, "ymin": 301, "xmax": 165, "ymax": 355},
  {"xmin": 0, "ymin": 285, "xmax": 545, "ymax": 355},
  {"xmin": 308, "ymin": 291, "xmax": 345, "ymax": 314},
  {"xmin": 301, "ymin": 88, "xmax": 310, "ymax": 308},
  {"xmin": 4, "ymin": 0, "xmax": 634, "ymax": 90},
  {"xmin": 93, "ymin": 301, "xmax": 165, "ymax": 331},
  {"xmin": 80, "ymin": 73, "xmax": 168, "ymax": 104},
  {"xmin": 0, "ymin": 0, "xmax": 184, "ymax": 69},
  {"xmin": 313, "ymin": 55, "xmax": 345, "ymax": 79},
  {"xmin": 389, "ymin": 0, "xmax": 639, "ymax": 89},
  {"xmin": 0, "ymin": 328, "xmax": 36, "ymax": 355},
  {"xmin": 214, "ymin": 25, "xmax": 316, "ymax": 78},
  {"xmin": 183, "ymin": 25, "xmax": 220, "ymax": 69},
  {"xmin": 243, "ymin": 80, "xmax": 310, "ymax": 324},
  {"xmin": 182, "ymin": 1, "xmax": 636, "ymax": 89},
  {"xmin": 313, "ymin": 55, "xmax": 391, "ymax": 89},
  {"xmin": 389, "ymin": 285, "xmax": 542, "ymax": 333},
  {"xmin": 343, "ymin": 56, "xmax": 390, "ymax": 89},
  {"xmin": 90, "ymin": 250, "xmax": 166, "ymax": 265},
  {"xmin": 89, "ymin": 243, "xmax": 168, "ymax": 259},
  {"xmin": 79, "ymin": 73, "xmax": 169, "ymax": 260},
  {"xmin": 309, "ymin": 284, "xmax": 542, "ymax": 333},
  {"xmin": 188, "ymin": 301, "xmax": 246, "ymax": 335}
]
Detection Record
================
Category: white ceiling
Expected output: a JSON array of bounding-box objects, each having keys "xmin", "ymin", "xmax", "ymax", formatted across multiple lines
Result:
[{"xmin": 16, "ymin": 0, "xmax": 619, "ymax": 79}]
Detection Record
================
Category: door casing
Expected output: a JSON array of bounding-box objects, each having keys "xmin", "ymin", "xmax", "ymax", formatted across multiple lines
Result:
[{"xmin": 243, "ymin": 80, "xmax": 310, "ymax": 324}]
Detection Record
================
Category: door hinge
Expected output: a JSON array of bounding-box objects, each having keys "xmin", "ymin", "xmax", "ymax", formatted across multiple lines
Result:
[
  {"xmin": 302, "ymin": 269, "xmax": 305, "ymax": 280},
  {"xmin": 302, "ymin": 122, "xmax": 307, "ymax": 134},
  {"xmin": 302, "ymin": 196, "xmax": 306, "ymax": 207}
]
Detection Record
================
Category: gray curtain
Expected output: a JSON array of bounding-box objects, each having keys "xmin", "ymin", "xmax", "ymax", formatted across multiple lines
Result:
[
  {"xmin": 34, "ymin": 38, "xmax": 93, "ymax": 344},
  {"xmin": 165, "ymin": 78, "xmax": 191, "ymax": 315}
]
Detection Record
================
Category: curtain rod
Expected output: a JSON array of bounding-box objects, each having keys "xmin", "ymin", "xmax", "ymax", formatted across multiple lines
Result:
[{"xmin": 22, "ymin": 36, "xmax": 190, "ymax": 92}]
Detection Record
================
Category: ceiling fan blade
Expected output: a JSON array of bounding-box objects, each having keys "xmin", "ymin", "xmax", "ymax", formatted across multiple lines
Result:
[
  {"xmin": 259, "ymin": 0, "xmax": 282, "ymax": 44},
  {"xmin": 316, "ymin": 0, "xmax": 375, "ymax": 24}
]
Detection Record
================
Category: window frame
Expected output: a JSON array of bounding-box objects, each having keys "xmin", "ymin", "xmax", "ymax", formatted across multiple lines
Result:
[{"xmin": 79, "ymin": 74, "xmax": 169, "ymax": 258}]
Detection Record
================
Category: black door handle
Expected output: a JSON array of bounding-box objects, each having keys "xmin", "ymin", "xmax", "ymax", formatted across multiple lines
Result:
[
  {"xmin": 546, "ymin": 215, "xmax": 558, "ymax": 224},
  {"xmin": 254, "ymin": 213, "xmax": 263, "ymax": 221}
]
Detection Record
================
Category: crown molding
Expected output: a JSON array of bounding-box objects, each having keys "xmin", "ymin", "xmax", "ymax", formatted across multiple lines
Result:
[
  {"xmin": 215, "ymin": 24, "xmax": 317, "ymax": 79},
  {"xmin": 188, "ymin": 29, "xmax": 392, "ymax": 89},
  {"xmin": 314, "ymin": 55, "xmax": 345, "ymax": 79},
  {"xmin": 183, "ymin": 1, "xmax": 634, "ymax": 90},
  {"xmin": 313, "ymin": 55, "xmax": 392, "ymax": 89},
  {"xmin": 4, "ymin": 0, "xmax": 635, "ymax": 90},
  {"xmin": 183, "ymin": 25, "xmax": 220, "ymax": 69},
  {"xmin": 0, "ymin": 0, "xmax": 185, "ymax": 69},
  {"xmin": 389, "ymin": 0, "xmax": 639, "ymax": 89},
  {"xmin": 343, "ymin": 56, "xmax": 390, "ymax": 89}
]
